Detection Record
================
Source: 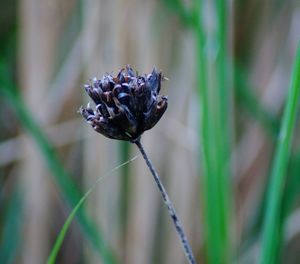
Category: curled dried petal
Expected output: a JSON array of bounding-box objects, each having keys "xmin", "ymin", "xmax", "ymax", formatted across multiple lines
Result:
[{"xmin": 80, "ymin": 66, "xmax": 168, "ymax": 141}]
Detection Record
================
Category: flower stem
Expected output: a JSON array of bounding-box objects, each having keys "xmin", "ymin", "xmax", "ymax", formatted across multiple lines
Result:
[{"xmin": 134, "ymin": 138, "xmax": 196, "ymax": 264}]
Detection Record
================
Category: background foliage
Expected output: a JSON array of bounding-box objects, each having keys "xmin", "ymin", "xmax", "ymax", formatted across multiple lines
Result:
[{"xmin": 0, "ymin": 0, "xmax": 299, "ymax": 263}]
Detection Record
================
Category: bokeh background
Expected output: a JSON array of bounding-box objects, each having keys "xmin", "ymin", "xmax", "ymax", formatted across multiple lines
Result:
[{"xmin": 0, "ymin": 0, "xmax": 299, "ymax": 263}]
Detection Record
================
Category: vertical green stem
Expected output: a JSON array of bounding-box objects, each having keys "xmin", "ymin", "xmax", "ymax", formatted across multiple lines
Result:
[
  {"xmin": 260, "ymin": 44, "xmax": 300, "ymax": 264},
  {"xmin": 195, "ymin": 0, "xmax": 232, "ymax": 263},
  {"xmin": 119, "ymin": 141, "xmax": 131, "ymax": 260}
]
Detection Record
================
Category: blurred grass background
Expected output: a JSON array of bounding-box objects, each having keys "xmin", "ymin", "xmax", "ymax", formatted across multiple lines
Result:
[{"xmin": 0, "ymin": 0, "xmax": 299, "ymax": 264}]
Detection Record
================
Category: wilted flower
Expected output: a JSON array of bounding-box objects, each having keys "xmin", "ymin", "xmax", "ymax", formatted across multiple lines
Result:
[
  {"xmin": 80, "ymin": 66, "xmax": 196, "ymax": 264},
  {"xmin": 80, "ymin": 66, "xmax": 168, "ymax": 141}
]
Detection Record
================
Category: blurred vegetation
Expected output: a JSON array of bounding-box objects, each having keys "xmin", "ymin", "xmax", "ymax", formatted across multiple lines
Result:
[{"xmin": 0, "ymin": 0, "xmax": 299, "ymax": 264}]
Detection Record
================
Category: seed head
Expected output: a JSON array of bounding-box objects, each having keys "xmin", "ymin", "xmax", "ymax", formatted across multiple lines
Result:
[{"xmin": 80, "ymin": 66, "xmax": 168, "ymax": 141}]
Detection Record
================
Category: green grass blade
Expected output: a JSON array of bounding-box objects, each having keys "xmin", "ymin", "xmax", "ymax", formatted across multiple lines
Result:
[
  {"xmin": 282, "ymin": 151, "xmax": 300, "ymax": 218},
  {"xmin": 195, "ymin": 0, "xmax": 232, "ymax": 263},
  {"xmin": 47, "ymin": 156, "xmax": 138, "ymax": 264},
  {"xmin": 0, "ymin": 81, "xmax": 116, "ymax": 264},
  {"xmin": 234, "ymin": 65, "xmax": 280, "ymax": 137},
  {"xmin": 160, "ymin": 0, "xmax": 196, "ymax": 27},
  {"xmin": 118, "ymin": 141, "xmax": 131, "ymax": 251},
  {"xmin": 239, "ymin": 149, "xmax": 300, "ymax": 260},
  {"xmin": 0, "ymin": 188, "xmax": 23, "ymax": 264},
  {"xmin": 260, "ymin": 43, "xmax": 300, "ymax": 264}
]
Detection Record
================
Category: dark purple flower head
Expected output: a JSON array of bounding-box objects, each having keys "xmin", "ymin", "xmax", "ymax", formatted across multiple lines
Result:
[{"xmin": 80, "ymin": 65, "xmax": 168, "ymax": 141}]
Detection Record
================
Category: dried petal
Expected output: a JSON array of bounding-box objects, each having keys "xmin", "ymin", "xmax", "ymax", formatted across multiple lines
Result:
[{"xmin": 80, "ymin": 66, "xmax": 168, "ymax": 141}]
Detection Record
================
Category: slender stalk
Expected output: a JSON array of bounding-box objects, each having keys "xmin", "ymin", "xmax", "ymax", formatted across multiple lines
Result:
[
  {"xmin": 134, "ymin": 138, "xmax": 196, "ymax": 264},
  {"xmin": 194, "ymin": 0, "xmax": 232, "ymax": 262},
  {"xmin": 260, "ymin": 44, "xmax": 300, "ymax": 264}
]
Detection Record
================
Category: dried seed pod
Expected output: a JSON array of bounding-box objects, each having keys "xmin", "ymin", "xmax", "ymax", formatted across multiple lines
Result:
[{"xmin": 80, "ymin": 65, "xmax": 168, "ymax": 141}]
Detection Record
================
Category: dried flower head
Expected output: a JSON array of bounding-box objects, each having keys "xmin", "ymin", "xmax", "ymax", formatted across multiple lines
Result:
[{"xmin": 80, "ymin": 66, "xmax": 168, "ymax": 141}]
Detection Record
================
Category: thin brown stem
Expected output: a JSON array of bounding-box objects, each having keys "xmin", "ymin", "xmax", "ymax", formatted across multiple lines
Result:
[{"xmin": 134, "ymin": 138, "xmax": 196, "ymax": 264}]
